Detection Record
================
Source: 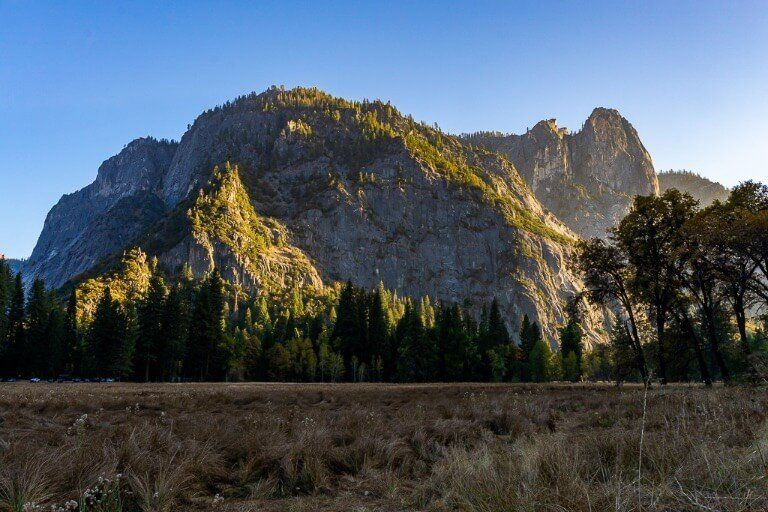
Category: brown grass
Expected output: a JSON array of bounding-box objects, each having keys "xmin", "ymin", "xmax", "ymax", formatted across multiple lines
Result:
[{"xmin": 0, "ymin": 382, "xmax": 765, "ymax": 511}]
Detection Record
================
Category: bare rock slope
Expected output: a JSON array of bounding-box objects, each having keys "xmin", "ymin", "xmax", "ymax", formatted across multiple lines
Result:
[
  {"xmin": 25, "ymin": 138, "xmax": 176, "ymax": 288},
  {"xmin": 463, "ymin": 108, "xmax": 659, "ymax": 238},
  {"xmin": 26, "ymin": 87, "xmax": 610, "ymax": 344}
]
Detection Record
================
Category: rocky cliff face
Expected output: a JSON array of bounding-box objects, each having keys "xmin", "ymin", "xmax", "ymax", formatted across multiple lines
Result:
[
  {"xmin": 464, "ymin": 108, "xmax": 659, "ymax": 238},
  {"xmin": 5, "ymin": 258, "xmax": 23, "ymax": 275},
  {"xmin": 658, "ymin": 170, "xmax": 729, "ymax": 207},
  {"xmin": 24, "ymin": 138, "xmax": 177, "ymax": 288},
  {"xmin": 25, "ymin": 87, "xmax": 609, "ymax": 345}
]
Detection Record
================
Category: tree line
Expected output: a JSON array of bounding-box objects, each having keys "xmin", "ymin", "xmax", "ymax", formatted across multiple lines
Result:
[
  {"xmin": 577, "ymin": 182, "xmax": 768, "ymax": 385},
  {"xmin": 6, "ymin": 182, "xmax": 766, "ymax": 385},
  {"xmin": 0, "ymin": 258, "xmax": 586, "ymax": 382}
]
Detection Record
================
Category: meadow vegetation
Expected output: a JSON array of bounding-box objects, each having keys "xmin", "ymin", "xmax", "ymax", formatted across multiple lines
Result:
[{"xmin": 0, "ymin": 382, "xmax": 765, "ymax": 512}]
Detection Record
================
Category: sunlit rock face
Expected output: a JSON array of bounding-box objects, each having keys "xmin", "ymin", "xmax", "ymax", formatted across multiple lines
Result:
[
  {"xmin": 25, "ymin": 88, "xmax": 614, "ymax": 346},
  {"xmin": 464, "ymin": 108, "xmax": 659, "ymax": 239},
  {"xmin": 24, "ymin": 138, "xmax": 177, "ymax": 289}
]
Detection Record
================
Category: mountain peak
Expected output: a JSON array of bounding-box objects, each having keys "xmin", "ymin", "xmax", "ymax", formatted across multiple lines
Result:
[
  {"xmin": 586, "ymin": 106, "xmax": 623, "ymax": 120},
  {"xmin": 530, "ymin": 118, "xmax": 569, "ymax": 138},
  {"xmin": 461, "ymin": 108, "xmax": 657, "ymax": 238}
]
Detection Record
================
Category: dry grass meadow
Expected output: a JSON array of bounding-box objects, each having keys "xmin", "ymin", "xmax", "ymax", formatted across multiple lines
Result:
[{"xmin": 0, "ymin": 382, "xmax": 766, "ymax": 512}]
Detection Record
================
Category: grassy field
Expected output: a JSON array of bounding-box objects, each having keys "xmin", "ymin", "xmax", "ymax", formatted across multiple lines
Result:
[{"xmin": 0, "ymin": 382, "xmax": 766, "ymax": 512}]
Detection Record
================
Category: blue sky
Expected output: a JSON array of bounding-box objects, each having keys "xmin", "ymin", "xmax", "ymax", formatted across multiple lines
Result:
[{"xmin": 1, "ymin": 1, "xmax": 767, "ymax": 258}]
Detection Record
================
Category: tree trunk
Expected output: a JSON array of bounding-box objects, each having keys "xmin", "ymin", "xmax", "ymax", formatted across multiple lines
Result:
[
  {"xmin": 625, "ymin": 309, "xmax": 649, "ymax": 386},
  {"xmin": 733, "ymin": 296, "xmax": 752, "ymax": 357},
  {"xmin": 679, "ymin": 309, "xmax": 712, "ymax": 387},
  {"xmin": 656, "ymin": 307, "xmax": 668, "ymax": 385},
  {"xmin": 703, "ymin": 305, "xmax": 731, "ymax": 383}
]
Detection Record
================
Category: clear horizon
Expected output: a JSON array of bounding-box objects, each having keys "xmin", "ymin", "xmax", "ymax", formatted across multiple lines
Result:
[{"xmin": 1, "ymin": 0, "xmax": 767, "ymax": 259}]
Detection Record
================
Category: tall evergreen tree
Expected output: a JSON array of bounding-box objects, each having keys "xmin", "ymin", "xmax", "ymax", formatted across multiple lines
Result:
[
  {"xmin": 63, "ymin": 289, "xmax": 80, "ymax": 376},
  {"xmin": 366, "ymin": 288, "xmax": 388, "ymax": 371},
  {"xmin": 0, "ymin": 259, "xmax": 10, "ymax": 349},
  {"xmin": 486, "ymin": 299, "xmax": 511, "ymax": 380},
  {"xmin": 161, "ymin": 284, "xmax": 188, "ymax": 381},
  {"xmin": 44, "ymin": 304, "xmax": 66, "ymax": 378},
  {"xmin": 26, "ymin": 278, "xmax": 52, "ymax": 377},
  {"xmin": 186, "ymin": 271, "xmax": 226, "ymax": 380},
  {"xmin": 395, "ymin": 302, "xmax": 434, "ymax": 382},
  {"xmin": 5, "ymin": 273, "xmax": 26, "ymax": 377},
  {"xmin": 135, "ymin": 272, "xmax": 168, "ymax": 381},
  {"xmin": 435, "ymin": 304, "xmax": 453, "ymax": 380},
  {"xmin": 487, "ymin": 299, "xmax": 510, "ymax": 347},
  {"xmin": 90, "ymin": 287, "xmax": 134, "ymax": 379},
  {"xmin": 559, "ymin": 298, "xmax": 584, "ymax": 382},
  {"xmin": 331, "ymin": 281, "xmax": 363, "ymax": 376},
  {"xmin": 519, "ymin": 315, "xmax": 540, "ymax": 382}
]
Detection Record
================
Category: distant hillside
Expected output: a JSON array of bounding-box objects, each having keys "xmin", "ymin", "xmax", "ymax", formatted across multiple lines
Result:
[
  {"xmin": 3, "ymin": 257, "xmax": 24, "ymax": 275},
  {"xmin": 658, "ymin": 170, "xmax": 729, "ymax": 207}
]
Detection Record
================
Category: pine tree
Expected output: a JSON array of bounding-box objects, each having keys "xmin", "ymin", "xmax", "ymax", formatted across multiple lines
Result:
[
  {"xmin": 44, "ymin": 304, "xmax": 66, "ymax": 378},
  {"xmin": 487, "ymin": 299, "xmax": 510, "ymax": 346},
  {"xmin": 90, "ymin": 287, "xmax": 134, "ymax": 379},
  {"xmin": 461, "ymin": 305, "xmax": 481, "ymax": 380},
  {"xmin": 186, "ymin": 271, "xmax": 226, "ymax": 380},
  {"xmin": 559, "ymin": 299, "xmax": 584, "ymax": 382},
  {"xmin": 435, "ymin": 304, "xmax": 451, "ymax": 380},
  {"xmin": 63, "ymin": 289, "xmax": 80, "ymax": 376},
  {"xmin": 331, "ymin": 281, "xmax": 365, "ymax": 378},
  {"xmin": 135, "ymin": 272, "xmax": 168, "ymax": 381},
  {"xmin": 161, "ymin": 284, "xmax": 188, "ymax": 381},
  {"xmin": 26, "ymin": 278, "xmax": 52, "ymax": 377},
  {"xmin": 486, "ymin": 299, "xmax": 511, "ymax": 381},
  {"xmin": 518, "ymin": 315, "xmax": 534, "ymax": 381},
  {"xmin": 0, "ymin": 258, "xmax": 10, "ymax": 349},
  {"xmin": 395, "ymin": 302, "xmax": 434, "ymax": 381},
  {"xmin": 5, "ymin": 273, "xmax": 26, "ymax": 377},
  {"xmin": 437, "ymin": 303, "xmax": 472, "ymax": 381},
  {"xmin": 256, "ymin": 296, "xmax": 271, "ymax": 330},
  {"xmin": 241, "ymin": 328, "xmax": 261, "ymax": 380},
  {"xmin": 367, "ymin": 288, "xmax": 388, "ymax": 369},
  {"xmin": 267, "ymin": 342, "xmax": 291, "ymax": 380}
]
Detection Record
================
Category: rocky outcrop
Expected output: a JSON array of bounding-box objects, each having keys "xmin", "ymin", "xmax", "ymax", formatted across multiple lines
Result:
[
  {"xmin": 24, "ymin": 138, "xmax": 177, "ymax": 288},
  {"xmin": 464, "ymin": 108, "xmax": 659, "ymax": 238},
  {"xmin": 658, "ymin": 170, "xmax": 729, "ymax": 207},
  {"xmin": 26, "ymin": 87, "xmax": 609, "ymax": 345}
]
